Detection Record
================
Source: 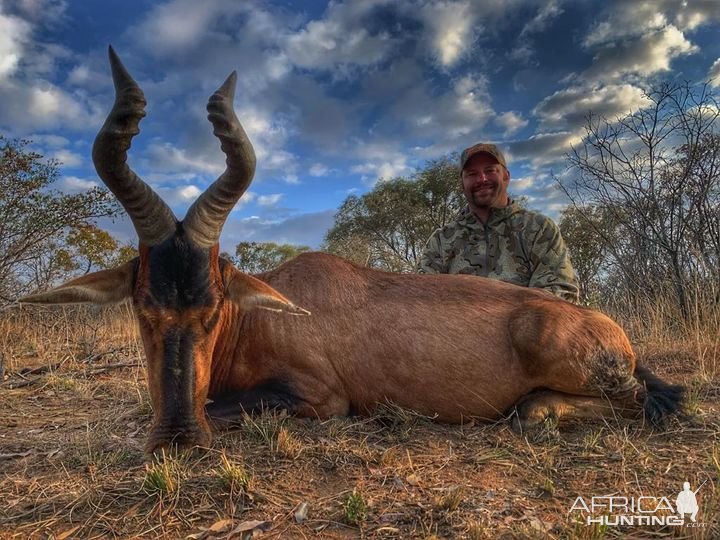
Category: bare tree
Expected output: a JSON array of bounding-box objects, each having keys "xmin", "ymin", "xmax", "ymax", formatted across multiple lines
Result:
[{"xmin": 559, "ymin": 82, "xmax": 720, "ymax": 319}]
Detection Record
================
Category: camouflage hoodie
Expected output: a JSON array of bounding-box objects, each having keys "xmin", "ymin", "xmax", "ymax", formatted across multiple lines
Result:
[{"xmin": 417, "ymin": 202, "xmax": 579, "ymax": 303}]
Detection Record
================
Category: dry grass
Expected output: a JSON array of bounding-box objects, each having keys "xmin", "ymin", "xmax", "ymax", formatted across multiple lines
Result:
[{"xmin": 0, "ymin": 301, "xmax": 718, "ymax": 539}]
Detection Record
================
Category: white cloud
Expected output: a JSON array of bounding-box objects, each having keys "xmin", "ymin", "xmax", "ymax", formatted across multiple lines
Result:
[
  {"xmin": 509, "ymin": 175, "xmax": 535, "ymax": 191},
  {"xmin": 509, "ymin": 131, "xmax": 585, "ymax": 167},
  {"xmin": 257, "ymin": 193, "xmax": 283, "ymax": 207},
  {"xmin": 534, "ymin": 84, "xmax": 651, "ymax": 130},
  {"xmin": 582, "ymin": 26, "xmax": 697, "ymax": 82},
  {"xmin": 51, "ymin": 148, "xmax": 82, "ymax": 167},
  {"xmin": 30, "ymin": 133, "xmax": 69, "ymax": 148},
  {"xmin": 351, "ymin": 157, "xmax": 410, "ymax": 185},
  {"xmin": 419, "ymin": 0, "xmax": 476, "ymax": 67},
  {"xmin": 495, "ymin": 111, "xmax": 529, "ymax": 136},
  {"xmin": 130, "ymin": 0, "xmax": 246, "ymax": 53},
  {"xmin": 286, "ymin": 22, "xmax": 391, "ymax": 71},
  {"xmin": 709, "ymin": 58, "xmax": 720, "ymax": 87},
  {"xmin": 284, "ymin": 1, "xmax": 395, "ymax": 71},
  {"xmin": 0, "ymin": 79, "xmax": 99, "ymax": 133},
  {"xmin": 0, "ymin": 10, "xmax": 31, "ymax": 79},
  {"xmin": 309, "ymin": 163, "xmax": 329, "ymax": 176},
  {"xmin": 145, "ymin": 141, "xmax": 224, "ymax": 176},
  {"xmin": 60, "ymin": 175, "xmax": 98, "ymax": 192},
  {"xmin": 584, "ymin": 7, "xmax": 667, "ymax": 48},
  {"xmin": 392, "ymin": 73, "xmax": 495, "ymax": 143},
  {"xmin": 10, "ymin": 0, "xmax": 68, "ymax": 23},
  {"xmin": 234, "ymin": 106, "xmax": 299, "ymax": 183},
  {"xmin": 584, "ymin": 0, "xmax": 720, "ymax": 48}
]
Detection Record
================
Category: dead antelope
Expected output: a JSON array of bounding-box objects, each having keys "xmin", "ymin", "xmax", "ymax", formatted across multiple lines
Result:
[{"xmin": 20, "ymin": 48, "xmax": 684, "ymax": 454}]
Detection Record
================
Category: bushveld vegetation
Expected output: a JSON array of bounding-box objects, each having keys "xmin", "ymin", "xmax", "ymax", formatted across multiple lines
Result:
[{"xmin": 1, "ymin": 83, "xmax": 718, "ymax": 538}]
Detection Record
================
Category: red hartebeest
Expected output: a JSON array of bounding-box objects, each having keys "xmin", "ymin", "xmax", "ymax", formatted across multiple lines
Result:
[{"xmin": 20, "ymin": 48, "xmax": 683, "ymax": 454}]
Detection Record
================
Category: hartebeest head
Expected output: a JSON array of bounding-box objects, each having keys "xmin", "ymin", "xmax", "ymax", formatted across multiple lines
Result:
[{"xmin": 20, "ymin": 47, "xmax": 309, "ymax": 453}]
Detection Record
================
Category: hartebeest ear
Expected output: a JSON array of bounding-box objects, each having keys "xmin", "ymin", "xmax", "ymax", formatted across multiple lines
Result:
[
  {"xmin": 18, "ymin": 260, "xmax": 136, "ymax": 305},
  {"xmin": 227, "ymin": 272, "xmax": 310, "ymax": 315}
]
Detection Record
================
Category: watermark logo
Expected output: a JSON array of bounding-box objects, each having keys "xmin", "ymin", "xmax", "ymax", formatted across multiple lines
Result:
[{"xmin": 569, "ymin": 481, "xmax": 706, "ymax": 528}]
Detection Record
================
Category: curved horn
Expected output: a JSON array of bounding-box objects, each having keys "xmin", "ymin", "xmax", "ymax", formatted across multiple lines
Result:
[
  {"xmin": 92, "ymin": 46, "xmax": 177, "ymax": 246},
  {"xmin": 183, "ymin": 72, "xmax": 256, "ymax": 248}
]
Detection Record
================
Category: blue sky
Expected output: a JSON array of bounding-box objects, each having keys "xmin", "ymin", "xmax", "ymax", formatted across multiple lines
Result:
[{"xmin": 2, "ymin": 0, "xmax": 720, "ymax": 251}]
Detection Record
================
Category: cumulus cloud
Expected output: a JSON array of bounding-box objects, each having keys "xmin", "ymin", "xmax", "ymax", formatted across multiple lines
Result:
[
  {"xmin": 0, "ymin": 79, "xmax": 100, "ymax": 133},
  {"xmin": 257, "ymin": 193, "xmax": 283, "ymax": 207},
  {"xmin": 584, "ymin": 0, "xmax": 720, "ymax": 48},
  {"xmin": 285, "ymin": 3, "xmax": 394, "ymax": 71},
  {"xmin": 533, "ymin": 84, "xmax": 650, "ymax": 130},
  {"xmin": 0, "ymin": 1, "xmax": 104, "ymax": 135},
  {"xmin": 418, "ymin": 0, "xmax": 476, "ymax": 67},
  {"xmin": 309, "ymin": 163, "xmax": 329, "ymax": 176},
  {"xmin": 388, "ymin": 72, "xmax": 495, "ymax": 144},
  {"xmin": 0, "ymin": 10, "xmax": 31, "ymax": 79},
  {"xmin": 60, "ymin": 175, "xmax": 99, "ymax": 193},
  {"xmin": 709, "ymin": 58, "xmax": 720, "ymax": 87},
  {"xmin": 129, "ymin": 0, "xmax": 247, "ymax": 54},
  {"xmin": 495, "ymin": 111, "xmax": 529, "ymax": 136},
  {"xmin": 584, "ymin": 26, "xmax": 697, "ymax": 81},
  {"xmin": 51, "ymin": 148, "xmax": 82, "ymax": 167},
  {"xmin": 509, "ymin": 131, "xmax": 584, "ymax": 167},
  {"xmin": 145, "ymin": 141, "xmax": 224, "ymax": 176},
  {"xmin": 347, "ymin": 139, "xmax": 414, "ymax": 184}
]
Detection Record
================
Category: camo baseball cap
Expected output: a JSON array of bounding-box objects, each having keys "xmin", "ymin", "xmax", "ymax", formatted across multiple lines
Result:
[{"xmin": 460, "ymin": 143, "xmax": 507, "ymax": 169}]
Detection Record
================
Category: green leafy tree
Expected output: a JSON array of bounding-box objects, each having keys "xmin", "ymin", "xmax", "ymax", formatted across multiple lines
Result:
[
  {"xmin": 0, "ymin": 137, "xmax": 119, "ymax": 299},
  {"xmin": 232, "ymin": 241, "xmax": 311, "ymax": 273},
  {"xmin": 323, "ymin": 156, "xmax": 464, "ymax": 272},
  {"xmin": 66, "ymin": 224, "xmax": 139, "ymax": 273}
]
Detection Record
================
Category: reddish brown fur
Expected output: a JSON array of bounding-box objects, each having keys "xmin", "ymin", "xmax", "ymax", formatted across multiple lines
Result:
[
  {"xmin": 23, "ymin": 248, "xmax": 661, "ymax": 453},
  {"xmin": 206, "ymin": 253, "xmax": 637, "ymax": 425}
]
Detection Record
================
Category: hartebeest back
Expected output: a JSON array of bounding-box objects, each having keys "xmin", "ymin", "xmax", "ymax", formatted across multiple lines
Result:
[{"xmin": 20, "ymin": 48, "xmax": 684, "ymax": 454}]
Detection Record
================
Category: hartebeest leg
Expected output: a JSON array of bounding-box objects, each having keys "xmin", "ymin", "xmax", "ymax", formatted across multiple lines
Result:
[
  {"xmin": 510, "ymin": 389, "xmax": 638, "ymax": 433},
  {"xmin": 509, "ymin": 299, "xmax": 684, "ymax": 430},
  {"xmin": 206, "ymin": 379, "xmax": 351, "ymax": 426},
  {"xmin": 206, "ymin": 380, "xmax": 304, "ymax": 425}
]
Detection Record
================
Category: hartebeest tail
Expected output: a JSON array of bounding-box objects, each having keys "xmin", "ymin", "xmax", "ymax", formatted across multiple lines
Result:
[
  {"xmin": 18, "ymin": 48, "xmax": 685, "ymax": 455},
  {"xmin": 634, "ymin": 365, "xmax": 685, "ymax": 426}
]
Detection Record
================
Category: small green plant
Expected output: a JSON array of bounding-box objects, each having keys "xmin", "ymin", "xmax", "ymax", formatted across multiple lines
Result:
[
  {"xmin": 215, "ymin": 451, "xmax": 252, "ymax": 493},
  {"xmin": 274, "ymin": 426, "xmax": 304, "ymax": 459},
  {"xmin": 142, "ymin": 454, "xmax": 181, "ymax": 496},
  {"xmin": 342, "ymin": 488, "xmax": 368, "ymax": 525},
  {"xmin": 242, "ymin": 409, "xmax": 283, "ymax": 446},
  {"xmin": 46, "ymin": 374, "xmax": 78, "ymax": 392},
  {"xmin": 582, "ymin": 428, "xmax": 604, "ymax": 452},
  {"xmin": 684, "ymin": 378, "xmax": 705, "ymax": 416}
]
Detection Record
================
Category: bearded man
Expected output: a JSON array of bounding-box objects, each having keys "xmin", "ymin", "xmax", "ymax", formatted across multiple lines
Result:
[{"xmin": 417, "ymin": 143, "xmax": 579, "ymax": 303}]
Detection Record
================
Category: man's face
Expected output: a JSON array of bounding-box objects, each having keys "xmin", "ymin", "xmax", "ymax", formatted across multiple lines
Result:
[{"xmin": 461, "ymin": 153, "xmax": 510, "ymax": 211}]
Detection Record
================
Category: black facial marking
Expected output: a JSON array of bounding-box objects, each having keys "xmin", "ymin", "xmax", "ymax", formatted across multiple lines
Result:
[
  {"xmin": 148, "ymin": 232, "xmax": 215, "ymax": 308},
  {"xmin": 161, "ymin": 327, "xmax": 196, "ymax": 422}
]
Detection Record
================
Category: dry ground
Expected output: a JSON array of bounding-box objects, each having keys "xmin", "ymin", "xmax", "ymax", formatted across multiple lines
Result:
[{"xmin": 0, "ymin": 304, "xmax": 718, "ymax": 539}]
